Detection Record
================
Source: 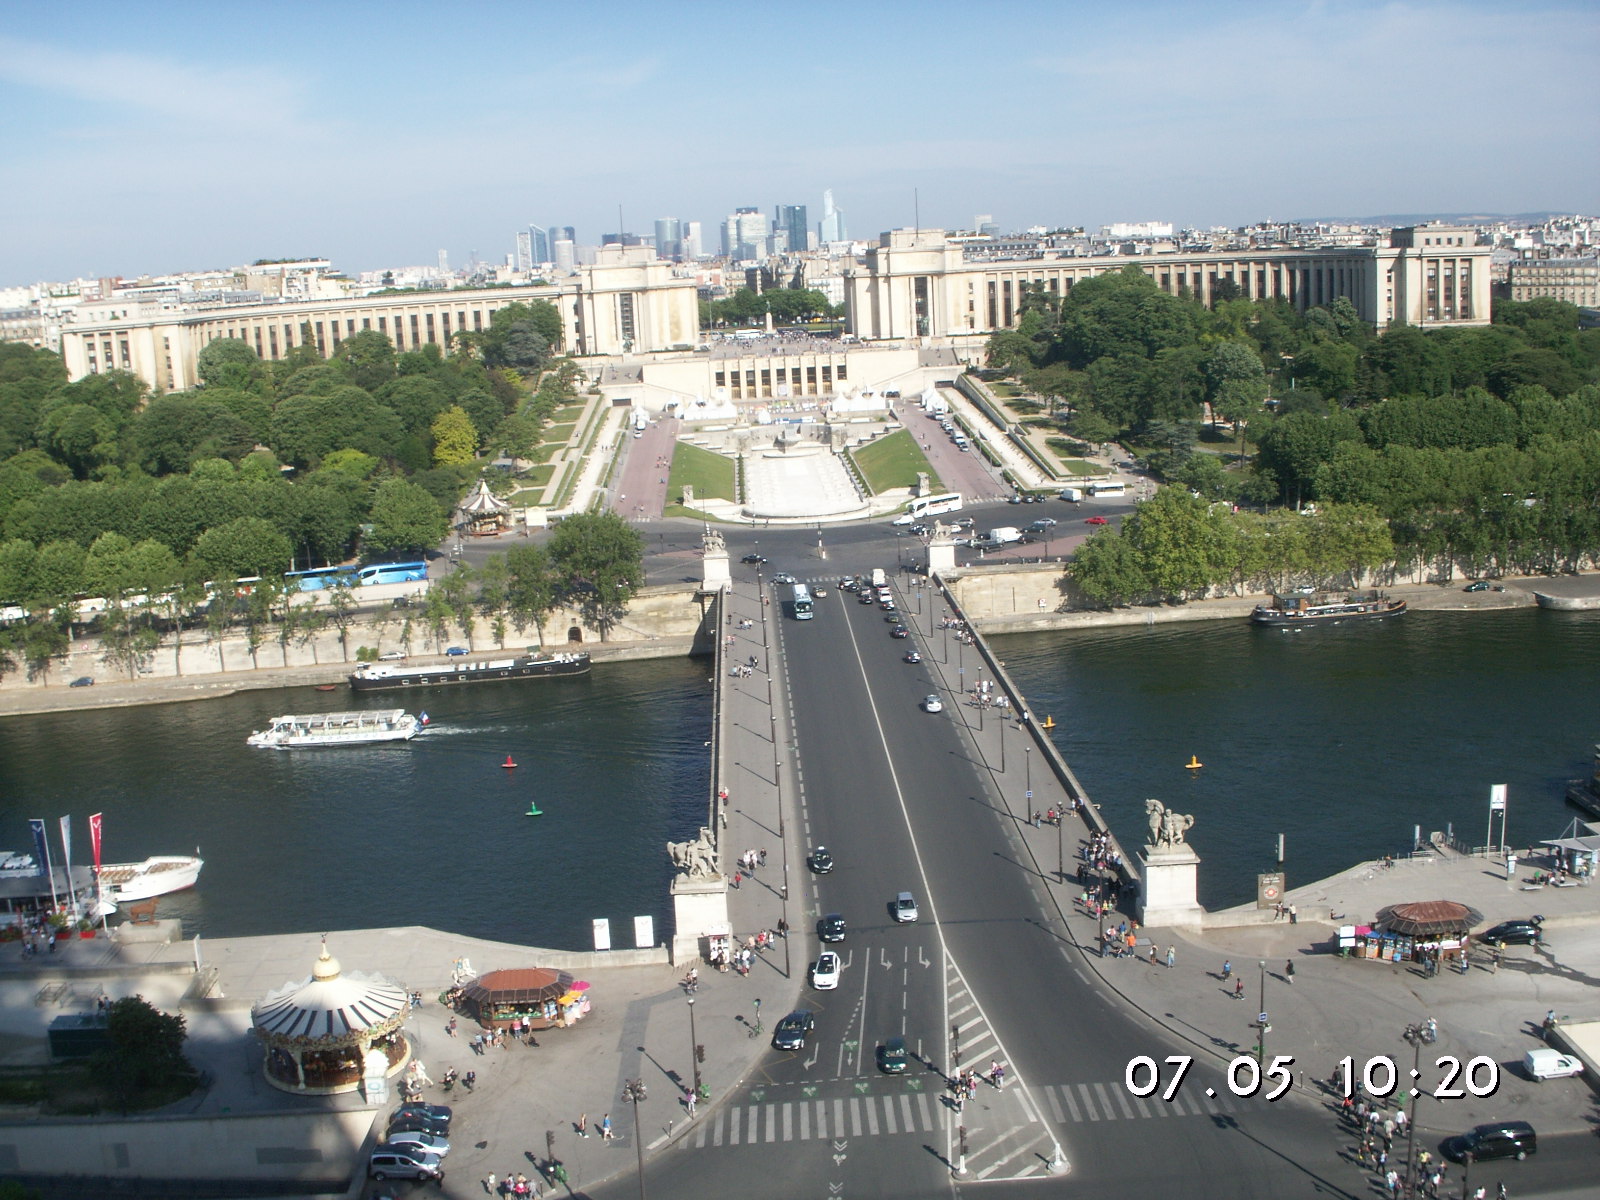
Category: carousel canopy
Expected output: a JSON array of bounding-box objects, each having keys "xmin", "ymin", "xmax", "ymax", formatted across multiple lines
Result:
[
  {"xmin": 1374, "ymin": 901, "xmax": 1484, "ymax": 938},
  {"xmin": 462, "ymin": 968, "xmax": 574, "ymax": 1006},
  {"xmin": 458, "ymin": 478, "xmax": 510, "ymax": 515},
  {"xmin": 252, "ymin": 942, "xmax": 409, "ymax": 1042}
]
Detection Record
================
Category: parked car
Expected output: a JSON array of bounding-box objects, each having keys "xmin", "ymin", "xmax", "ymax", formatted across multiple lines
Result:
[
  {"xmin": 923, "ymin": 694, "xmax": 943, "ymax": 713},
  {"xmin": 378, "ymin": 650, "xmax": 408, "ymax": 661},
  {"xmin": 772, "ymin": 1010, "xmax": 816, "ymax": 1051},
  {"xmin": 894, "ymin": 891, "xmax": 919, "ymax": 922},
  {"xmin": 808, "ymin": 847, "xmax": 834, "ymax": 874},
  {"xmin": 1441, "ymin": 1120, "xmax": 1537, "ymax": 1162},
  {"xmin": 69, "ymin": 676, "xmax": 94, "ymax": 687},
  {"xmin": 1523, "ymin": 1049, "xmax": 1583, "ymax": 1080},
  {"xmin": 811, "ymin": 951, "xmax": 841, "ymax": 990},
  {"xmin": 445, "ymin": 646, "xmax": 468, "ymax": 656},
  {"xmin": 741, "ymin": 553, "xmax": 767, "ymax": 564},
  {"xmin": 1480, "ymin": 918, "xmax": 1542, "ymax": 946},
  {"xmin": 389, "ymin": 1103, "xmax": 452, "ymax": 1134},
  {"xmin": 817, "ymin": 913, "xmax": 846, "ymax": 942},
  {"xmin": 1464, "ymin": 580, "xmax": 1492, "ymax": 592},
  {"xmin": 369, "ymin": 1148, "xmax": 443, "ymax": 1182},
  {"xmin": 383, "ymin": 1129, "xmax": 451, "ymax": 1157},
  {"xmin": 1085, "ymin": 515, "xmax": 1108, "ymax": 525},
  {"xmin": 877, "ymin": 1036, "xmax": 909, "ymax": 1074}
]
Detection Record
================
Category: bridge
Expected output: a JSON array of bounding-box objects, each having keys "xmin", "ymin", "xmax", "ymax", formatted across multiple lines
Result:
[{"xmin": 644, "ymin": 533, "xmax": 1334, "ymax": 1199}]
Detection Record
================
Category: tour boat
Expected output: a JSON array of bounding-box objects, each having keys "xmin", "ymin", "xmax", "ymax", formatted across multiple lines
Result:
[
  {"xmin": 247, "ymin": 708, "xmax": 421, "ymax": 748},
  {"xmin": 96, "ymin": 854, "xmax": 204, "ymax": 902},
  {"xmin": 348, "ymin": 651, "xmax": 591, "ymax": 692},
  {"xmin": 1250, "ymin": 591, "xmax": 1406, "ymax": 626}
]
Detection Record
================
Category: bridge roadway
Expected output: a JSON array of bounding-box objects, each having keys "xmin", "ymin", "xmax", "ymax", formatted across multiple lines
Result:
[{"xmin": 624, "ymin": 548, "xmax": 1348, "ymax": 1200}]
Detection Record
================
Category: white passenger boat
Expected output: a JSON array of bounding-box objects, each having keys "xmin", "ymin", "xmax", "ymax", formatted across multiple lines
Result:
[
  {"xmin": 246, "ymin": 709, "xmax": 421, "ymax": 749},
  {"xmin": 96, "ymin": 855, "xmax": 204, "ymax": 902}
]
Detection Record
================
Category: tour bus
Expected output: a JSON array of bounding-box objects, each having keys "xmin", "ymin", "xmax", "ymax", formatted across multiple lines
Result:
[
  {"xmin": 355, "ymin": 561, "xmax": 429, "ymax": 587},
  {"xmin": 1088, "ymin": 481, "xmax": 1127, "ymax": 498},
  {"xmin": 907, "ymin": 492, "xmax": 964, "ymax": 521},
  {"xmin": 791, "ymin": 583, "xmax": 814, "ymax": 620}
]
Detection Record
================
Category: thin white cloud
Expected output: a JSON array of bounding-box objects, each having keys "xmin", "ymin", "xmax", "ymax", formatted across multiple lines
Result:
[{"xmin": 0, "ymin": 36, "xmax": 307, "ymax": 133}]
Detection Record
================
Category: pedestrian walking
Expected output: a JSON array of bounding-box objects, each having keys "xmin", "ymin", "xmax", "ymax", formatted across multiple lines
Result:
[
  {"xmin": 1285, "ymin": 959, "xmax": 1295, "ymax": 983},
  {"xmin": 1234, "ymin": 978, "xmax": 1245, "ymax": 1000},
  {"xmin": 1289, "ymin": 903, "xmax": 1298, "ymax": 924},
  {"xmin": 685, "ymin": 1088, "xmax": 698, "ymax": 1118},
  {"xmin": 577, "ymin": 1113, "xmax": 589, "ymax": 1138},
  {"xmin": 1166, "ymin": 945, "xmax": 1176, "ymax": 969},
  {"xmin": 485, "ymin": 1174, "xmax": 497, "ymax": 1195},
  {"xmin": 1222, "ymin": 959, "xmax": 1232, "ymax": 981},
  {"xmin": 1149, "ymin": 944, "xmax": 1158, "ymax": 966},
  {"xmin": 601, "ymin": 1113, "xmax": 613, "ymax": 1141},
  {"xmin": 448, "ymin": 1016, "xmax": 458, "ymax": 1037},
  {"xmin": 731, "ymin": 871, "xmax": 741, "ymax": 889}
]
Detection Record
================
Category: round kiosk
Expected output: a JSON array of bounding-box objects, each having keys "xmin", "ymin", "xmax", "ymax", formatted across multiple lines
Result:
[{"xmin": 252, "ymin": 939, "xmax": 412, "ymax": 1095}]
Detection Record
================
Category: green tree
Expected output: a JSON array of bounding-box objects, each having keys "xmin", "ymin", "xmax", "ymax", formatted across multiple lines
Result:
[
  {"xmin": 270, "ymin": 385, "xmax": 404, "ymax": 469},
  {"xmin": 188, "ymin": 517, "xmax": 293, "ymax": 583},
  {"xmin": 196, "ymin": 338, "xmax": 267, "ymax": 392},
  {"xmin": 1067, "ymin": 528, "xmax": 1149, "ymax": 607},
  {"xmin": 548, "ymin": 512, "xmax": 644, "ymax": 638},
  {"xmin": 332, "ymin": 329, "xmax": 397, "ymax": 393},
  {"xmin": 431, "ymin": 407, "xmax": 479, "ymax": 466},
  {"xmin": 504, "ymin": 544, "xmax": 559, "ymax": 645},
  {"xmin": 94, "ymin": 994, "xmax": 197, "ymax": 1112},
  {"xmin": 1203, "ymin": 341, "xmax": 1269, "ymax": 459},
  {"xmin": 365, "ymin": 478, "xmax": 449, "ymax": 556},
  {"xmin": 1122, "ymin": 488, "xmax": 1216, "ymax": 601}
]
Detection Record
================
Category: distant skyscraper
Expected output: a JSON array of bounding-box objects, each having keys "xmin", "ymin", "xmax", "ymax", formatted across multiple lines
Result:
[
  {"xmin": 553, "ymin": 238, "xmax": 576, "ymax": 273},
  {"xmin": 684, "ymin": 221, "xmax": 704, "ymax": 259},
  {"xmin": 776, "ymin": 205, "xmax": 809, "ymax": 255},
  {"xmin": 723, "ymin": 207, "xmax": 768, "ymax": 260},
  {"xmin": 515, "ymin": 230, "xmax": 533, "ymax": 272},
  {"xmin": 654, "ymin": 218, "xmax": 683, "ymax": 261},
  {"xmin": 437, "ymin": 249, "xmax": 450, "ymax": 273},
  {"xmin": 819, "ymin": 190, "xmax": 846, "ymax": 244},
  {"xmin": 529, "ymin": 225, "xmax": 551, "ymax": 265},
  {"xmin": 975, "ymin": 214, "xmax": 999, "ymax": 238}
]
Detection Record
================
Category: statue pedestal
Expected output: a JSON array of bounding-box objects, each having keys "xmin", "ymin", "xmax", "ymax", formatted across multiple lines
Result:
[
  {"xmin": 928, "ymin": 532, "xmax": 958, "ymax": 577},
  {"xmin": 1138, "ymin": 844, "xmax": 1205, "ymax": 929},
  {"xmin": 671, "ymin": 874, "xmax": 729, "ymax": 964},
  {"xmin": 702, "ymin": 543, "xmax": 731, "ymax": 592}
]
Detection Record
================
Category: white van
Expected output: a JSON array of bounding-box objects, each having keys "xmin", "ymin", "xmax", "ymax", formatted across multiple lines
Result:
[
  {"xmin": 1060, "ymin": 487, "xmax": 1083, "ymax": 502},
  {"xmin": 1524, "ymin": 1049, "xmax": 1583, "ymax": 1080}
]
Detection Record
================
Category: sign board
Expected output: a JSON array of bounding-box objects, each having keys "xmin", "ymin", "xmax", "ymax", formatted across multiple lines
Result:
[
  {"xmin": 1256, "ymin": 873, "xmax": 1284, "ymax": 909},
  {"xmin": 1490, "ymin": 784, "xmax": 1507, "ymax": 811},
  {"xmin": 633, "ymin": 916, "xmax": 654, "ymax": 949},
  {"xmin": 592, "ymin": 918, "xmax": 612, "ymax": 951}
]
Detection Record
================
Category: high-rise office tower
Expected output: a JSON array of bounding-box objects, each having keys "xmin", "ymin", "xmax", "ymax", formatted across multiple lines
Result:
[
  {"xmin": 654, "ymin": 218, "xmax": 683, "ymax": 261},
  {"xmin": 529, "ymin": 225, "xmax": 551, "ymax": 265},
  {"xmin": 818, "ymin": 190, "xmax": 846, "ymax": 244},
  {"xmin": 684, "ymin": 221, "xmax": 704, "ymax": 259},
  {"xmin": 723, "ymin": 208, "xmax": 768, "ymax": 260},
  {"xmin": 776, "ymin": 205, "xmax": 809, "ymax": 255},
  {"xmin": 553, "ymin": 238, "xmax": 576, "ymax": 273},
  {"xmin": 515, "ymin": 231, "xmax": 533, "ymax": 272},
  {"xmin": 975, "ymin": 214, "xmax": 999, "ymax": 238}
]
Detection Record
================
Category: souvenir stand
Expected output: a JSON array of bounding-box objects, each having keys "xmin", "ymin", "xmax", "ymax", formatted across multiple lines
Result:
[
  {"xmin": 1349, "ymin": 901, "xmax": 1483, "ymax": 967},
  {"xmin": 459, "ymin": 968, "xmax": 591, "ymax": 1031}
]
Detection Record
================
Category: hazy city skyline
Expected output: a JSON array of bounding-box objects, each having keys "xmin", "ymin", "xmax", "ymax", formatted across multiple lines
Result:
[{"xmin": 2, "ymin": 0, "xmax": 1596, "ymax": 284}]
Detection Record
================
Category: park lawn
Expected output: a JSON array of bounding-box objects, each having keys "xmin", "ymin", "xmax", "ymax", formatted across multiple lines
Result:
[
  {"xmin": 670, "ymin": 441, "xmax": 735, "ymax": 501},
  {"xmin": 553, "ymin": 403, "xmax": 587, "ymax": 421},
  {"xmin": 541, "ymin": 422, "xmax": 578, "ymax": 444},
  {"xmin": 854, "ymin": 429, "xmax": 939, "ymax": 493}
]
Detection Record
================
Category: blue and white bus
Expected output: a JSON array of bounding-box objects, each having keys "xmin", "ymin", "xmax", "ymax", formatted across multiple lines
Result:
[
  {"xmin": 355, "ymin": 561, "xmax": 429, "ymax": 586},
  {"xmin": 285, "ymin": 566, "xmax": 355, "ymax": 592},
  {"xmin": 791, "ymin": 583, "xmax": 814, "ymax": 620}
]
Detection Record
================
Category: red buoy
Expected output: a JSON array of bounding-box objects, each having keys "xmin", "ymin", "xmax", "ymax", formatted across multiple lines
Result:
[{"xmin": 503, "ymin": 755, "xmax": 518, "ymax": 769}]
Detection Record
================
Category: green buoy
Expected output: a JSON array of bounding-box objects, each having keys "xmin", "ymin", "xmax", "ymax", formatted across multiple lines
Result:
[{"xmin": 526, "ymin": 801, "xmax": 543, "ymax": 816}]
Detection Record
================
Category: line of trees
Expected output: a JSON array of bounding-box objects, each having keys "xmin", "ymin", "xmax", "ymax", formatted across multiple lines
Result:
[
  {"xmin": 700, "ymin": 285, "xmax": 838, "ymax": 329},
  {"xmin": 0, "ymin": 511, "xmax": 644, "ymax": 683}
]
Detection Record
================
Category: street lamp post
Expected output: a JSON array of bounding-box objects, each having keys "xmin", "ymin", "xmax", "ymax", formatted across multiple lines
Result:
[
  {"xmin": 1256, "ymin": 959, "xmax": 1269, "ymax": 1064},
  {"xmin": 1401, "ymin": 1018, "xmax": 1437, "ymax": 1198},
  {"xmin": 622, "ymin": 1078, "xmax": 648, "ymax": 1200},
  {"xmin": 687, "ymin": 997, "xmax": 701, "ymax": 1098}
]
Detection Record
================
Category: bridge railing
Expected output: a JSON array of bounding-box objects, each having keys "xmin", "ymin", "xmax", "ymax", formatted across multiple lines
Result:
[
  {"xmin": 932, "ymin": 572, "xmax": 1143, "ymax": 891},
  {"xmin": 709, "ymin": 588, "xmax": 728, "ymax": 872}
]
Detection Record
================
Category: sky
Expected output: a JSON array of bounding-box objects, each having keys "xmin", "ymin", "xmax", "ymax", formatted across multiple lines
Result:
[{"xmin": 2, "ymin": 0, "xmax": 1597, "ymax": 285}]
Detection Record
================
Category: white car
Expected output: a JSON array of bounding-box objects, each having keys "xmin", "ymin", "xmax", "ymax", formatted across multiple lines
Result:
[
  {"xmin": 383, "ymin": 1129, "xmax": 451, "ymax": 1157},
  {"xmin": 894, "ymin": 891, "xmax": 919, "ymax": 922},
  {"xmin": 811, "ymin": 950, "xmax": 841, "ymax": 990},
  {"xmin": 923, "ymin": 694, "xmax": 943, "ymax": 713},
  {"xmin": 1524, "ymin": 1049, "xmax": 1583, "ymax": 1080},
  {"xmin": 378, "ymin": 650, "xmax": 408, "ymax": 661},
  {"xmin": 892, "ymin": 513, "xmax": 915, "ymax": 526}
]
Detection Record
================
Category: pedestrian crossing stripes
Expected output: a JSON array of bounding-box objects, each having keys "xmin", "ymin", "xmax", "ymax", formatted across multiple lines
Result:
[{"xmin": 688, "ymin": 1080, "xmax": 1239, "ymax": 1148}]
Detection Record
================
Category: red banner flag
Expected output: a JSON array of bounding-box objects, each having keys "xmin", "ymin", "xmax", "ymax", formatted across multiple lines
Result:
[{"xmin": 89, "ymin": 813, "xmax": 103, "ymax": 872}]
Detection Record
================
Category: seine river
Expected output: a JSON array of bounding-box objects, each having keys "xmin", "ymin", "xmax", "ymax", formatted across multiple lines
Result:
[{"xmin": 0, "ymin": 608, "xmax": 1595, "ymax": 946}]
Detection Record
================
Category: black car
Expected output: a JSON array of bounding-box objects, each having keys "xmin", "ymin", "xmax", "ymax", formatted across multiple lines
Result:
[
  {"xmin": 857, "ymin": 592, "xmax": 877, "ymax": 605},
  {"xmin": 1479, "ymin": 919, "xmax": 1542, "ymax": 946},
  {"xmin": 1441, "ymin": 1120, "xmax": 1536, "ymax": 1162},
  {"xmin": 817, "ymin": 913, "xmax": 846, "ymax": 942},
  {"xmin": 741, "ymin": 553, "xmax": 767, "ymax": 564},
  {"xmin": 772, "ymin": 1010, "xmax": 815, "ymax": 1051},
  {"xmin": 389, "ymin": 1103, "xmax": 452, "ymax": 1137},
  {"xmin": 1464, "ymin": 580, "xmax": 1492, "ymax": 592},
  {"xmin": 890, "ymin": 625, "xmax": 910, "ymax": 638},
  {"xmin": 877, "ymin": 1036, "xmax": 909, "ymax": 1073},
  {"xmin": 69, "ymin": 676, "xmax": 94, "ymax": 687},
  {"xmin": 903, "ymin": 650, "xmax": 922, "ymax": 664},
  {"xmin": 809, "ymin": 847, "xmax": 834, "ymax": 874}
]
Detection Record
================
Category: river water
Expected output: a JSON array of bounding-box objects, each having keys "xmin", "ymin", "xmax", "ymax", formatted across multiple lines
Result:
[
  {"xmin": 996, "ymin": 607, "xmax": 1600, "ymax": 909},
  {"xmin": 0, "ymin": 657, "xmax": 712, "ymax": 950},
  {"xmin": 1, "ymin": 609, "xmax": 1595, "ymax": 947}
]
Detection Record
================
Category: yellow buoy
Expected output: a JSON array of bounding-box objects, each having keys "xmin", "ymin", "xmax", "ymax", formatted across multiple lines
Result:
[
  {"xmin": 1042, "ymin": 715, "xmax": 1056, "ymax": 730},
  {"xmin": 1185, "ymin": 756, "xmax": 1203, "ymax": 769}
]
